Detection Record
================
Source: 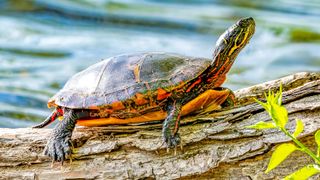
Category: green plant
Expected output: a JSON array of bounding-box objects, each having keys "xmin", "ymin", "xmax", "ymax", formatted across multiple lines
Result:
[{"xmin": 247, "ymin": 85, "xmax": 320, "ymax": 179}]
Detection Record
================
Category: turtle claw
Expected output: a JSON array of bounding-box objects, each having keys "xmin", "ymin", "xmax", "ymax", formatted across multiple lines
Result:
[
  {"xmin": 51, "ymin": 160, "xmax": 54, "ymax": 168},
  {"xmin": 163, "ymin": 133, "xmax": 181, "ymax": 154},
  {"xmin": 44, "ymin": 136, "xmax": 72, "ymax": 164}
]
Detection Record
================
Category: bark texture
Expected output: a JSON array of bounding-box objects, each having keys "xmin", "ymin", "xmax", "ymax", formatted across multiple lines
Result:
[{"xmin": 0, "ymin": 72, "xmax": 319, "ymax": 180}]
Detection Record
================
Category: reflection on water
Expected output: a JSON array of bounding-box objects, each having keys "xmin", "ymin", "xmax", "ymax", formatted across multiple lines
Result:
[{"xmin": 1, "ymin": 0, "xmax": 320, "ymax": 128}]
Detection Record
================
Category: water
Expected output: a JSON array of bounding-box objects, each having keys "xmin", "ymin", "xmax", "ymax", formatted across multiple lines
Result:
[{"xmin": 0, "ymin": 0, "xmax": 319, "ymax": 128}]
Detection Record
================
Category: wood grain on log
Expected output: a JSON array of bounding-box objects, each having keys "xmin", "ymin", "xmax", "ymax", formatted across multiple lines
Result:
[{"xmin": 0, "ymin": 72, "xmax": 319, "ymax": 180}]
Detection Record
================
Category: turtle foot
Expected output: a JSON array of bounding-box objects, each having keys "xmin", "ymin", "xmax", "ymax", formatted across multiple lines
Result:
[
  {"xmin": 163, "ymin": 133, "xmax": 181, "ymax": 149},
  {"xmin": 44, "ymin": 135, "xmax": 72, "ymax": 163}
]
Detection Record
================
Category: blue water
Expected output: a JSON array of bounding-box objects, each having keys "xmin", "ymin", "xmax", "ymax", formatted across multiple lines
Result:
[{"xmin": 0, "ymin": 0, "xmax": 319, "ymax": 128}]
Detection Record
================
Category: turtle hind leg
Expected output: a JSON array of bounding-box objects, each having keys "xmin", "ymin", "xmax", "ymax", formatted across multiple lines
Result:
[
  {"xmin": 220, "ymin": 87, "xmax": 236, "ymax": 108},
  {"xmin": 162, "ymin": 101, "xmax": 182, "ymax": 149},
  {"xmin": 44, "ymin": 109, "xmax": 89, "ymax": 163},
  {"xmin": 201, "ymin": 87, "xmax": 236, "ymax": 114},
  {"xmin": 181, "ymin": 87, "xmax": 236, "ymax": 116}
]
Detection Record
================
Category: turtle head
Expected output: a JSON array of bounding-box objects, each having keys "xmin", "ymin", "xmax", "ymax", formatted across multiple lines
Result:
[{"xmin": 210, "ymin": 17, "xmax": 255, "ymax": 80}]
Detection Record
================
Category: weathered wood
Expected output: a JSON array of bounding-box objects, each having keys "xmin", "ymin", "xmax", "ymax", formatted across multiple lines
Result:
[{"xmin": 0, "ymin": 72, "xmax": 319, "ymax": 180}]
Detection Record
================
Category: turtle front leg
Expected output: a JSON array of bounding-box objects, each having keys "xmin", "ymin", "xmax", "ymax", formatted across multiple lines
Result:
[
  {"xmin": 44, "ymin": 109, "xmax": 86, "ymax": 163},
  {"xmin": 162, "ymin": 101, "xmax": 182, "ymax": 148}
]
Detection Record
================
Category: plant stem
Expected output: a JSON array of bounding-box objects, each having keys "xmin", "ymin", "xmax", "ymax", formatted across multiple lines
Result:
[{"xmin": 281, "ymin": 128, "xmax": 320, "ymax": 164}]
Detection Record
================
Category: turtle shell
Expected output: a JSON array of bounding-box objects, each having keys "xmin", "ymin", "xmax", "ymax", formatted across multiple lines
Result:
[{"xmin": 49, "ymin": 52, "xmax": 211, "ymax": 109}]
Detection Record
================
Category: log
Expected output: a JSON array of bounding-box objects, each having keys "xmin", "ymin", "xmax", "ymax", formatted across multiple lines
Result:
[{"xmin": 0, "ymin": 72, "xmax": 319, "ymax": 180}]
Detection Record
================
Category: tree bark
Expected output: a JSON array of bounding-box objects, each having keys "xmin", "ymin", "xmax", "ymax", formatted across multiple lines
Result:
[{"xmin": 0, "ymin": 72, "xmax": 319, "ymax": 180}]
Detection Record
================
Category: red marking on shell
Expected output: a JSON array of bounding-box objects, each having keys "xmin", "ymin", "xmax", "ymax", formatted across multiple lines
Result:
[
  {"xmin": 157, "ymin": 88, "xmax": 171, "ymax": 101},
  {"xmin": 88, "ymin": 105, "xmax": 100, "ymax": 109},
  {"xmin": 111, "ymin": 101, "xmax": 126, "ymax": 110},
  {"xmin": 186, "ymin": 78, "xmax": 202, "ymax": 93},
  {"xmin": 134, "ymin": 93, "xmax": 149, "ymax": 105}
]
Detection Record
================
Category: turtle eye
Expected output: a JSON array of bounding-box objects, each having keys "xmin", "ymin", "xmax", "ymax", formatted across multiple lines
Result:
[
  {"xmin": 237, "ymin": 20, "xmax": 247, "ymax": 27},
  {"xmin": 237, "ymin": 17, "xmax": 254, "ymax": 28}
]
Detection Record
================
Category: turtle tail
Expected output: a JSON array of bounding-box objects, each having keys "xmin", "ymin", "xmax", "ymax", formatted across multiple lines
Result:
[{"xmin": 32, "ymin": 108, "xmax": 63, "ymax": 128}]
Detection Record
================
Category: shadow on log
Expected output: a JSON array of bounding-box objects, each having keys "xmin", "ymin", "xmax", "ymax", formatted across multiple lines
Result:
[{"xmin": 0, "ymin": 72, "xmax": 319, "ymax": 179}]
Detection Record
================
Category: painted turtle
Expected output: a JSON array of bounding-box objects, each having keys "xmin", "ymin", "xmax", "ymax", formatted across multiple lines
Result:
[{"xmin": 34, "ymin": 17, "xmax": 255, "ymax": 162}]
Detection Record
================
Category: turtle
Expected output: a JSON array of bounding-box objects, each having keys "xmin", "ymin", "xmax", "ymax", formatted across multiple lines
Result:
[{"xmin": 33, "ymin": 17, "xmax": 255, "ymax": 163}]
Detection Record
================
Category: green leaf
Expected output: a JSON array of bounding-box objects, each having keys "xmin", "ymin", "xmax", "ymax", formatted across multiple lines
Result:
[
  {"xmin": 246, "ymin": 121, "xmax": 276, "ymax": 129},
  {"xmin": 265, "ymin": 143, "xmax": 298, "ymax": 173},
  {"xmin": 293, "ymin": 119, "xmax": 304, "ymax": 138},
  {"xmin": 267, "ymin": 90, "xmax": 275, "ymax": 105},
  {"xmin": 315, "ymin": 130, "xmax": 320, "ymax": 157},
  {"xmin": 274, "ymin": 93, "xmax": 281, "ymax": 105},
  {"xmin": 284, "ymin": 164, "xmax": 320, "ymax": 180},
  {"xmin": 270, "ymin": 104, "xmax": 288, "ymax": 128},
  {"xmin": 275, "ymin": 84, "xmax": 283, "ymax": 106},
  {"xmin": 255, "ymin": 98, "xmax": 270, "ymax": 112}
]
